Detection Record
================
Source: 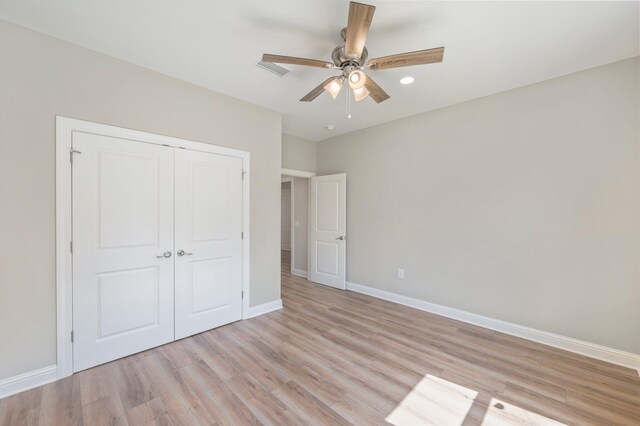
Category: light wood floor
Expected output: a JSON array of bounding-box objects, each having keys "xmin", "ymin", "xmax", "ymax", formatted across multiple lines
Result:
[{"xmin": 1, "ymin": 252, "xmax": 639, "ymax": 425}]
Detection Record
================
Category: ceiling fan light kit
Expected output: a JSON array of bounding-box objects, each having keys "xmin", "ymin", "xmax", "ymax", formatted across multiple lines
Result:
[{"xmin": 262, "ymin": 1, "xmax": 444, "ymax": 114}]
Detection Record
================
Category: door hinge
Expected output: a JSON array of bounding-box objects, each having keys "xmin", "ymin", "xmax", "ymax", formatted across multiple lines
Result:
[
  {"xmin": 70, "ymin": 149, "xmax": 82, "ymax": 163},
  {"xmin": 241, "ymin": 291, "xmax": 244, "ymax": 299},
  {"xmin": 241, "ymin": 231, "xmax": 244, "ymax": 240},
  {"xmin": 242, "ymin": 170, "xmax": 246, "ymax": 180},
  {"xmin": 70, "ymin": 241, "xmax": 73, "ymax": 253},
  {"xmin": 71, "ymin": 331, "xmax": 74, "ymax": 342}
]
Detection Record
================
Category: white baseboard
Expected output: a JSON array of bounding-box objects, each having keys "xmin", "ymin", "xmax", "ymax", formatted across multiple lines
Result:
[
  {"xmin": 346, "ymin": 281, "xmax": 640, "ymax": 372},
  {"xmin": 0, "ymin": 365, "xmax": 58, "ymax": 400},
  {"xmin": 246, "ymin": 299, "xmax": 283, "ymax": 319},
  {"xmin": 292, "ymin": 268, "xmax": 308, "ymax": 278}
]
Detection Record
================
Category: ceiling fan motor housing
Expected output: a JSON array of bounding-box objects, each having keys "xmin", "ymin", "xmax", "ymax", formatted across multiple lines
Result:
[{"xmin": 332, "ymin": 45, "xmax": 368, "ymax": 69}]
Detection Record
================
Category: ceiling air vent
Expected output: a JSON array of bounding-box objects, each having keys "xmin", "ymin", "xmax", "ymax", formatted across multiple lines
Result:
[{"xmin": 257, "ymin": 60, "xmax": 289, "ymax": 77}]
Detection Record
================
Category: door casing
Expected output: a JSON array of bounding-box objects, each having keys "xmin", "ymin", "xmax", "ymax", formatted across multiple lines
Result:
[{"xmin": 55, "ymin": 116, "xmax": 251, "ymax": 379}]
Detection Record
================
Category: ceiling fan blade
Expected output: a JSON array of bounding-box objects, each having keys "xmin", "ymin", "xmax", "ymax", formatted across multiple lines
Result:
[
  {"xmin": 367, "ymin": 47, "xmax": 444, "ymax": 70},
  {"xmin": 364, "ymin": 75, "xmax": 390, "ymax": 103},
  {"xmin": 300, "ymin": 77, "xmax": 337, "ymax": 102},
  {"xmin": 262, "ymin": 54, "xmax": 334, "ymax": 69},
  {"xmin": 345, "ymin": 2, "xmax": 376, "ymax": 60}
]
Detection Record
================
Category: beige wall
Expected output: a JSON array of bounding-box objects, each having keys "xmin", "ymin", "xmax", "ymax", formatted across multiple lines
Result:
[
  {"xmin": 282, "ymin": 133, "xmax": 316, "ymax": 172},
  {"xmin": 292, "ymin": 177, "xmax": 310, "ymax": 274},
  {"xmin": 0, "ymin": 20, "xmax": 282, "ymax": 380},
  {"xmin": 317, "ymin": 57, "xmax": 640, "ymax": 354}
]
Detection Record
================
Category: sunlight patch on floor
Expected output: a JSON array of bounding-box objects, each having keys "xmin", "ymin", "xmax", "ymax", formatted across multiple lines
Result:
[
  {"xmin": 481, "ymin": 398, "xmax": 566, "ymax": 426},
  {"xmin": 386, "ymin": 374, "xmax": 478, "ymax": 425}
]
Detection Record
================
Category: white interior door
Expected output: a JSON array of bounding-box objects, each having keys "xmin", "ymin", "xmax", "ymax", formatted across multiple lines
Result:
[
  {"xmin": 309, "ymin": 173, "xmax": 346, "ymax": 289},
  {"xmin": 281, "ymin": 185, "xmax": 292, "ymax": 251},
  {"xmin": 72, "ymin": 132, "xmax": 175, "ymax": 372},
  {"xmin": 174, "ymin": 149, "xmax": 243, "ymax": 340}
]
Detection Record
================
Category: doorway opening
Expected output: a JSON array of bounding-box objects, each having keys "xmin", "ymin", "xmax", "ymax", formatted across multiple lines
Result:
[
  {"xmin": 280, "ymin": 169, "xmax": 346, "ymax": 289},
  {"xmin": 281, "ymin": 174, "xmax": 310, "ymax": 278}
]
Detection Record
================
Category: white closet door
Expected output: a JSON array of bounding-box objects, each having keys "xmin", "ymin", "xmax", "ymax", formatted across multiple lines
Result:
[
  {"xmin": 72, "ymin": 132, "xmax": 175, "ymax": 372},
  {"xmin": 174, "ymin": 149, "xmax": 243, "ymax": 339},
  {"xmin": 309, "ymin": 173, "xmax": 347, "ymax": 289}
]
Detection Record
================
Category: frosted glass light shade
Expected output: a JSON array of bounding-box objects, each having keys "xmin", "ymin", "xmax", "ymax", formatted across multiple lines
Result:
[
  {"xmin": 324, "ymin": 77, "xmax": 343, "ymax": 99},
  {"xmin": 348, "ymin": 70, "xmax": 367, "ymax": 89},
  {"xmin": 352, "ymin": 86, "xmax": 369, "ymax": 102}
]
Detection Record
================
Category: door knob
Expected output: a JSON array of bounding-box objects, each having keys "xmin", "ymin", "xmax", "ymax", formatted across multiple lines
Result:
[
  {"xmin": 156, "ymin": 251, "xmax": 172, "ymax": 258},
  {"xmin": 335, "ymin": 236, "xmax": 345, "ymax": 240},
  {"xmin": 177, "ymin": 249, "xmax": 193, "ymax": 256}
]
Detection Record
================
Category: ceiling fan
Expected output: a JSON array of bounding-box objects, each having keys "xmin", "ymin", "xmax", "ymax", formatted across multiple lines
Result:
[{"xmin": 262, "ymin": 1, "xmax": 444, "ymax": 104}]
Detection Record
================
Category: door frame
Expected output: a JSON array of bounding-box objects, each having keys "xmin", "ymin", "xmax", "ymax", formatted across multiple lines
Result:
[
  {"xmin": 55, "ymin": 116, "xmax": 251, "ymax": 379},
  {"xmin": 281, "ymin": 168, "xmax": 315, "ymax": 179}
]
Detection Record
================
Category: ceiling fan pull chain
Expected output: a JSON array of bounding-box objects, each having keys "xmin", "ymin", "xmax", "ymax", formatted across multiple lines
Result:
[{"xmin": 348, "ymin": 61, "xmax": 353, "ymax": 118}]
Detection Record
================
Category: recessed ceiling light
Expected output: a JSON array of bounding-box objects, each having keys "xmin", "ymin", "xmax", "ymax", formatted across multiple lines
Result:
[
  {"xmin": 400, "ymin": 76, "xmax": 415, "ymax": 85},
  {"xmin": 325, "ymin": 124, "xmax": 335, "ymax": 131}
]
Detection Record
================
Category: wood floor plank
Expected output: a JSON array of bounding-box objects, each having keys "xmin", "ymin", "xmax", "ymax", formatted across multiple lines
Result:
[
  {"xmin": 175, "ymin": 361, "xmax": 261, "ymax": 425},
  {"xmin": 203, "ymin": 394, "xmax": 262, "ymax": 426},
  {"xmin": 276, "ymin": 340, "xmax": 398, "ymax": 413},
  {"xmin": 38, "ymin": 374, "xmax": 83, "ymax": 426},
  {"xmin": 225, "ymin": 372, "xmax": 305, "ymax": 426},
  {"xmin": 232, "ymin": 332, "xmax": 346, "ymax": 408},
  {"xmin": 0, "ymin": 387, "xmax": 42, "ymax": 426},
  {"xmin": 81, "ymin": 395, "xmax": 127, "ymax": 426},
  {"xmin": 565, "ymin": 389, "xmax": 640, "ymax": 425},
  {"xmin": 124, "ymin": 397, "xmax": 173, "ymax": 426},
  {"xmin": 330, "ymin": 392, "xmax": 388, "ymax": 426},
  {"xmin": 1, "ymin": 251, "xmax": 639, "ymax": 425},
  {"xmin": 500, "ymin": 382, "xmax": 605, "ymax": 425},
  {"xmin": 78, "ymin": 363, "xmax": 119, "ymax": 406},
  {"xmin": 136, "ymin": 348, "xmax": 215, "ymax": 425},
  {"xmin": 178, "ymin": 360, "xmax": 229, "ymax": 401},
  {"xmin": 188, "ymin": 333, "xmax": 243, "ymax": 381},
  {"xmin": 213, "ymin": 328, "xmax": 291, "ymax": 392},
  {"xmin": 110, "ymin": 356, "xmax": 158, "ymax": 412},
  {"xmin": 271, "ymin": 380, "xmax": 349, "ymax": 425}
]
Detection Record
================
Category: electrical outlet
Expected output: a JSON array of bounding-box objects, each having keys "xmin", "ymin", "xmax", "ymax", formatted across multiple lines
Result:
[{"xmin": 397, "ymin": 268, "xmax": 405, "ymax": 279}]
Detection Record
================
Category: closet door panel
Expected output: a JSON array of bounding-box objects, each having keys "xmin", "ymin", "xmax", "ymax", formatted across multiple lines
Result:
[
  {"xmin": 174, "ymin": 149, "xmax": 243, "ymax": 339},
  {"xmin": 72, "ymin": 132, "xmax": 175, "ymax": 372}
]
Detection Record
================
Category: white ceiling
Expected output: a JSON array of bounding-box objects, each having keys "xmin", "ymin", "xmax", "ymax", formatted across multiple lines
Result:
[{"xmin": 0, "ymin": 1, "xmax": 638, "ymax": 141}]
